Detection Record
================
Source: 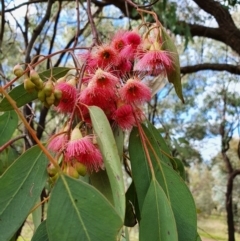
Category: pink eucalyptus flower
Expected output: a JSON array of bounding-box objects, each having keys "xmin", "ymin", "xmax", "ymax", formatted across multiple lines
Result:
[
  {"xmin": 134, "ymin": 49, "xmax": 174, "ymax": 76},
  {"xmin": 91, "ymin": 45, "xmax": 119, "ymax": 68},
  {"xmin": 48, "ymin": 133, "xmax": 67, "ymax": 153},
  {"xmin": 119, "ymin": 77, "xmax": 151, "ymax": 104},
  {"xmin": 55, "ymin": 81, "xmax": 77, "ymax": 113},
  {"xmin": 113, "ymin": 104, "xmax": 135, "ymax": 130},
  {"xmin": 66, "ymin": 128, "xmax": 103, "ymax": 172}
]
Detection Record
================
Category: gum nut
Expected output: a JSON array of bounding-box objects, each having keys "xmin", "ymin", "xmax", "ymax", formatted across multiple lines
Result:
[
  {"xmin": 44, "ymin": 80, "xmax": 54, "ymax": 96},
  {"xmin": 54, "ymin": 89, "xmax": 62, "ymax": 100},
  {"xmin": 38, "ymin": 89, "xmax": 46, "ymax": 102},
  {"xmin": 75, "ymin": 162, "xmax": 87, "ymax": 176},
  {"xmin": 35, "ymin": 79, "xmax": 44, "ymax": 90},
  {"xmin": 30, "ymin": 70, "xmax": 40, "ymax": 85},
  {"xmin": 47, "ymin": 163, "xmax": 58, "ymax": 177},
  {"xmin": 24, "ymin": 78, "xmax": 36, "ymax": 92},
  {"xmin": 66, "ymin": 165, "xmax": 80, "ymax": 179},
  {"xmin": 13, "ymin": 64, "xmax": 24, "ymax": 77},
  {"xmin": 46, "ymin": 93, "xmax": 55, "ymax": 105},
  {"xmin": 50, "ymin": 172, "xmax": 59, "ymax": 183}
]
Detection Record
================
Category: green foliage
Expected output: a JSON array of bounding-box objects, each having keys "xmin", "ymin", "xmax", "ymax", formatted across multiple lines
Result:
[
  {"xmin": 46, "ymin": 175, "xmax": 123, "ymax": 241},
  {"xmin": 89, "ymin": 106, "xmax": 126, "ymax": 221},
  {"xmin": 161, "ymin": 27, "xmax": 184, "ymax": 103},
  {"xmin": 0, "ymin": 146, "xmax": 48, "ymax": 241},
  {"xmin": 32, "ymin": 221, "xmax": 49, "ymax": 241},
  {"xmin": 0, "ymin": 67, "xmax": 70, "ymax": 111},
  {"xmin": 139, "ymin": 179, "xmax": 178, "ymax": 241},
  {"xmin": 0, "ymin": 110, "xmax": 18, "ymax": 145},
  {"xmin": 129, "ymin": 124, "xmax": 198, "ymax": 241}
]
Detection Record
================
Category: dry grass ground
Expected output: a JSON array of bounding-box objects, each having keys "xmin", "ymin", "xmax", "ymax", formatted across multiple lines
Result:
[{"xmin": 17, "ymin": 213, "xmax": 240, "ymax": 241}]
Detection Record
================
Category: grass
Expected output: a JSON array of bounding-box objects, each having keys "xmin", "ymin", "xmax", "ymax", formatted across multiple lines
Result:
[
  {"xmin": 198, "ymin": 214, "xmax": 240, "ymax": 241},
  {"xmin": 17, "ymin": 213, "xmax": 240, "ymax": 241}
]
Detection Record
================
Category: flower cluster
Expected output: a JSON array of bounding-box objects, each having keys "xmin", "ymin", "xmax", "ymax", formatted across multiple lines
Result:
[{"xmin": 26, "ymin": 27, "xmax": 174, "ymax": 178}]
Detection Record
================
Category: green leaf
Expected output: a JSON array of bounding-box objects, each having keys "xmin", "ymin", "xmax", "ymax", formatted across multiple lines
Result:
[
  {"xmin": 146, "ymin": 121, "xmax": 172, "ymax": 166},
  {"xmin": 47, "ymin": 175, "xmax": 123, "ymax": 241},
  {"xmin": 140, "ymin": 179, "xmax": 178, "ymax": 241},
  {"xmin": 32, "ymin": 197, "xmax": 42, "ymax": 233},
  {"xmin": 171, "ymin": 157, "xmax": 186, "ymax": 180},
  {"xmin": 113, "ymin": 126, "xmax": 124, "ymax": 161},
  {"xmin": 90, "ymin": 169, "xmax": 114, "ymax": 205},
  {"xmin": 88, "ymin": 106, "xmax": 125, "ymax": 221},
  {"xmin": 0, "ymin": 147, "xmax": 19, "ymax": 175},
  {"xmin": 0, "ymin": 110, "xmax": 18, "ymax": 145},
  {"xmin": 125, "ymin": 182, "xmax": 138, "ymax": 227},
  {"xmin": 195, "ymin": 234, "xmax": 202, "ymax": 241},
  {"xmin": 0, "ymin": 67, "xmax": 70, "ymax": 111},
  {"xmin": 32, "ymin": 220, "xmax": 49, "ymax": 241},
  {"xmin": 38, "ymin": 67, "xmax": 70, "ymax": 81},
  {"xmin": 129, "ymin": 127, "xmax": 197, "ymax": 241},
  {"xmin": 0, "ymin": 146, "xmax": 48, "ymax": 241},
  {"xmin": 161, "ymin": 27, "xmax": 184, "ymax": 103}
]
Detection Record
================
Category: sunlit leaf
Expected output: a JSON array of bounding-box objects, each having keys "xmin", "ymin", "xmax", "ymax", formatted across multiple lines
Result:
[
  {"xmin": 31, "ymin": 220, "xmax": 49, "ymax": 241},
  {"xmin": 0, "ymin": 146, "xmax": 48, "ymax": 241},
  {"xmin": 47, "ymin": 175, "xmax": 123, "ymax": 241},
  {"xmin": 0, "ymin": 67, "xmax": 70, "ymax": 111},
  {"xmin": 140, "ymin": 179, "xmax": 178, "ymax": 241},
  {"xmin": 0, "ymin": 110, "xmax": 18, "ymax": 146},
  {"xmin": 161, "ymin": 27, "xmax": 184, "ymax": 103},
  {"xmin": 89, "ymin": 106, "xmax": 125, "ymax": 221}
]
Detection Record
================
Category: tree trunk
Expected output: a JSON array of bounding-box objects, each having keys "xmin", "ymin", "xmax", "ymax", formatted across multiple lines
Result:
[{"xmin": 226, "ymin": 173, "xmax": 235, "ymax": 241}]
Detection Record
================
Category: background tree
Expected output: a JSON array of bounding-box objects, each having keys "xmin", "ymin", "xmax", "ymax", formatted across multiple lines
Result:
[{"xmin": 1, "ymin": 1, "xmax": 240, "ymax": 241}]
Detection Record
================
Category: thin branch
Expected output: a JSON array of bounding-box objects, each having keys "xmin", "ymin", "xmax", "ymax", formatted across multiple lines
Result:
[
  {"xmin": 181, "ymin": 63, "xmax": 240, "ymax": 76},
  {"xmin": 0, "ymin": 134, "xmax": 26, "ymax": 152},
  {"xmin": 25, "ymin": 0, "xmax": 53, "ymax": 64},
  {"xmin": 0, "ymin": 0, "xmax": 5, "ymax": 48},
  {"xmin": 47, "ymin": 0, "xmax": 62, "ymax": 69},
  {"xmin": 87, "ymin": 0, "xmax": 99, "ymax": 45}
]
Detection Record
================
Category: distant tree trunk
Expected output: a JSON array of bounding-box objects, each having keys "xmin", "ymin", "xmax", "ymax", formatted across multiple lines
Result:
[{"xmin": 226, "ymin": 173, "xmax": 235, "ymax": 241}]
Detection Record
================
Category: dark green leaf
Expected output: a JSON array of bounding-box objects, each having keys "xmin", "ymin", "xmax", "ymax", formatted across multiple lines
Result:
[
  {"xmin": 89, "ymin": 169, "xmax": 114, "ymax": 205},
  {"xmin": 89, "ymin": 106, "xmax": 125, "ymax": 220},
  {"xmin": 124, "ymin": 182, "xmax": 138, "ymax": 227},
  {"xmin": 31, "ymin": 220, "xmax": 49, "ymax": 241},
  {"xmin": 161, "ymin": 27, "xmax": 184, "ymax": 103},
  {"xmin": 140, "ymin": 179, "xmax": 178, "ymax": 241},
  {"xmin": 47, "ymin": 175, "xmax": 123, "ymax": 241},
  {"xmin": 0, "ymin": 67, "xmax": 70, "ymax": 111},
  {"xmin": 0, "ymin": 146, "xmax": 48, "ymax": 241},
  {"xmin": 0, "ymin": 110, "xmax": 18, "ymax": 145}
]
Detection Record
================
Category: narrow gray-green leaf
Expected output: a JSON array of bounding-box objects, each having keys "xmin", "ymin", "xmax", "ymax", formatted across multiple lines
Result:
[
  {"xmin": 88, "ymin": 106, "xmax": 125, "ymax": 221},
  {"xmin": 32, "ymin": 220, "xmax": 49, "ymax": 241},
  {"xmin": 161, "ymin": 27, "xmax": 184, "ymax": 103},
  {"xmin": 140, "ymin": 179, "xmax": 178, "ymax": 241},
  {"xmin": 47, "ymin": 175, "xmax": 123, "ymax": 241},
  {"xmin": 0, "ymin": 146, "xmax": 48, "ymax": 241},
  {"xmin": 0, "ymin": 110, "xmax": 18, "ymax": 146}
]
